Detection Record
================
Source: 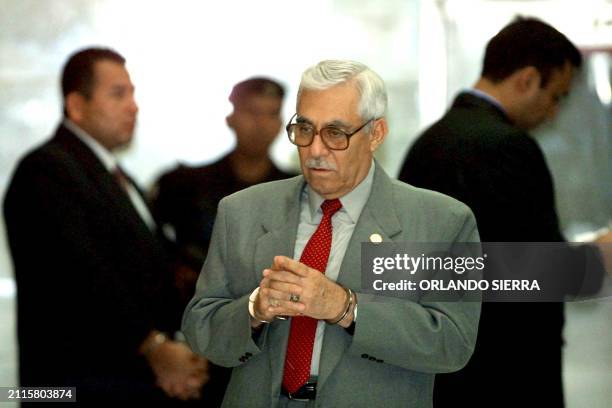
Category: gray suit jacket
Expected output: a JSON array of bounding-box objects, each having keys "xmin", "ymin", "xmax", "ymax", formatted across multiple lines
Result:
[{"xmin": 182, "ymin": 162, "xmax": 481, "ymax": 408}]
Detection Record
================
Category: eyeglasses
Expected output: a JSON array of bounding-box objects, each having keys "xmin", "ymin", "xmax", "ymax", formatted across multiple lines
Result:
[{"xmin": 286, "ymin": 113, "xmax": 374, "ymax": 151}]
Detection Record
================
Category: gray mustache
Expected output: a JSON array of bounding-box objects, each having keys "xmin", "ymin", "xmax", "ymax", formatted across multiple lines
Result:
[{"xmin": 305, "ymin": 157, "xmax": 337, "ymax": 170}]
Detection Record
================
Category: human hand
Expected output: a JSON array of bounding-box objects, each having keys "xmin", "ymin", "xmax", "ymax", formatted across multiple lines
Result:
[
  {"xmin": 146, "ymin": 340, "xmax": 209, "ymax": 400},
  {"xmin": 260, "ymin": 255, "xmax": 347, "ymax": 321}
]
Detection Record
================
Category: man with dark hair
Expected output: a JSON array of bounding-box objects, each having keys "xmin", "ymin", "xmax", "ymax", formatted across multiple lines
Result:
[
  {"xmin": 152, "ymin": 77, "xmax": 293, "ymax": 288},
  {"xmin": 480, "ymin": 18, "xmax": 582, "ymax": 88},
  {"xmin": 399, "ymin": 17, "xmax": 609, "ymax": 407},
  {"xmin": 4, "ymin": 47, "xmax": 207, "ymax": 403},
  {"xmin": 151, "ymin": 77, "xmax": 293, "ymax": 406},
  {"xmin": 60, "ymin": 48, "xmax": 126, "ymax": 115}
]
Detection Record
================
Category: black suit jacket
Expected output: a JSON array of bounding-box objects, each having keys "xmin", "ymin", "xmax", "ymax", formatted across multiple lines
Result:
[
  {"xmin": 3, "ymin": 124, "xmax": 180, "ymax": 403},
  {"xmin": 399, "ymin": 92, "xmax": 603, "ymax": 407}
]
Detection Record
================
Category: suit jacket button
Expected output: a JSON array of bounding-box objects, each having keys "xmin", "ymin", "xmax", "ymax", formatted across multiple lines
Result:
[
  {"xmin": 368, "ymin": 356, "xmax": 376, "ymax": 361},
  {"xmin": 376, "ymin": 359, "xmax": 383, "ymax": 363},
  {"xmin": 361, "ymin": 354, "xmax": 369, "ymax": 359}
]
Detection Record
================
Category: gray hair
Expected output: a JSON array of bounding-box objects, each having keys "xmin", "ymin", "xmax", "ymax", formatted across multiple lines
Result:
[{"xmin": 298, "ymin": 60, "xmax": 388, "ymax": 121}]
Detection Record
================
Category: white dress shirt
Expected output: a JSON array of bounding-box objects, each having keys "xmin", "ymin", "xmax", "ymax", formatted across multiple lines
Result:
[{"xmin": 63, "ymin": 119, "xmax": 156, "ymax": 231}]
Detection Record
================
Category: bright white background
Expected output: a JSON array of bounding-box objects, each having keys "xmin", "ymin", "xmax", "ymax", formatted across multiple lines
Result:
[{"xmin": 1, "ymin": 1, "xmax": 610, "ymax": 406}]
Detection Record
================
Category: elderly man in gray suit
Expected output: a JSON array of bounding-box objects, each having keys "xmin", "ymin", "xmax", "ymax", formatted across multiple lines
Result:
[{"xmin": 182, "ymin": 60, "xmax": 481, "ymax": 407}]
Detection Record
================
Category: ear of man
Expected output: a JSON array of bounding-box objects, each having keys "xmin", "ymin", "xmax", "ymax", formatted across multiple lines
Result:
[
  {"xmin": 65, "ymin": 92, "xmax": 86, "ymax": 123},
  {"xmin": 369, "ymin": 118, "xmax": 388, "ymax": 152},
  {"xmin": 514, "ymin": 65, "xmax": 542, "ymax": 96}
]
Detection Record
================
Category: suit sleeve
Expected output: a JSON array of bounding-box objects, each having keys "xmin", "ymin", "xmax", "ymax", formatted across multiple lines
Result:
[
  {"xmin": 182, "ymin": 199, "xmax": 264, "ymax": 367},
  {"xmin": 347, "ymin": 205, "xmax": 481, "ymax": 373}
]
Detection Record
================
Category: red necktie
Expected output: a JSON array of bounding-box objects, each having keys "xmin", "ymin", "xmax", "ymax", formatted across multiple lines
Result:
[
  {"xmin": 282, "ymin": 198, "xmax": 343, "ymax": 393},
  {"xmin": 112, "ymin": 166, "xmax": 130, "ymax": 192}
]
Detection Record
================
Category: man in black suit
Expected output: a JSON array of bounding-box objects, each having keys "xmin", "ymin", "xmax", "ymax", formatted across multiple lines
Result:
[
  {"xmin": 4, "ymin": 47, "xmax": 207, "ymax": 403},
  {"xmin": 151, "ymin": 77, "xmax": 294, "ymax": 407},
  {"xmin": 152, "ymin": 77, "xmax": 293, "ymax": 281},
  {"xmin": 399, "ymin": 17, "xmax": 610, "ymax": 407}
]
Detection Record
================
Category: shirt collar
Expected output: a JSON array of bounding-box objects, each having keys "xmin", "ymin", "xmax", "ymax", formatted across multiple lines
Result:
[
  {"xmin": 63, "ymin": 118, "xmax": 117, "ymax": 172},
  {"xmin": 465, "ymin": 88, "xmax": 507, "ymax": 115},
  {"xmin": 306, "ymin": 159, "xmax": 375, "ymax": 223}
]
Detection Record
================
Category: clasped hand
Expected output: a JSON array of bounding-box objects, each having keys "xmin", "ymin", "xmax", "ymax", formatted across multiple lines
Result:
[
  {"xmin": 147, "ymin": 340, "xmax": 209, "ymax": 400},
  {"xmin": 252, "ymin": 255, "xmax": 346, "ymax": 323}
]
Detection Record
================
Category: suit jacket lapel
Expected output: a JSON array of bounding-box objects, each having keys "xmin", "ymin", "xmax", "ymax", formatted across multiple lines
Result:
[
  {"xmin": 251, "ymin": 176, "xmax": 305, "ymax": 395},
  {"xmin": 254, "ymin": 176, "xmax": 304, "ymax": 280},
  {"xmin": 54, "ymin": 124, "xmax": 155, "ymax": 239},
  {"xmin": 317, "ymin": 161, "xmax": 403, "ymax": 390}
]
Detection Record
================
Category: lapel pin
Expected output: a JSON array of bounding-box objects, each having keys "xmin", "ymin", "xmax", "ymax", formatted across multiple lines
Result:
[{"xmin": 369, "ymin": 233, "xmax": 383, "ymax": 243}]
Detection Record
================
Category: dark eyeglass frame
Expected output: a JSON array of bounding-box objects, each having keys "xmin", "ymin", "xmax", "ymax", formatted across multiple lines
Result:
[{"xmin": 285, "ymin": 113, "xmax": 375, "ymax": 151}]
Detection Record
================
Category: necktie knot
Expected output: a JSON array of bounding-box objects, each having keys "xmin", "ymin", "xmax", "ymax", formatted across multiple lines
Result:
[{"xmin": 321, "ymin": 198, "xmax": 342, "ymax": 217}]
